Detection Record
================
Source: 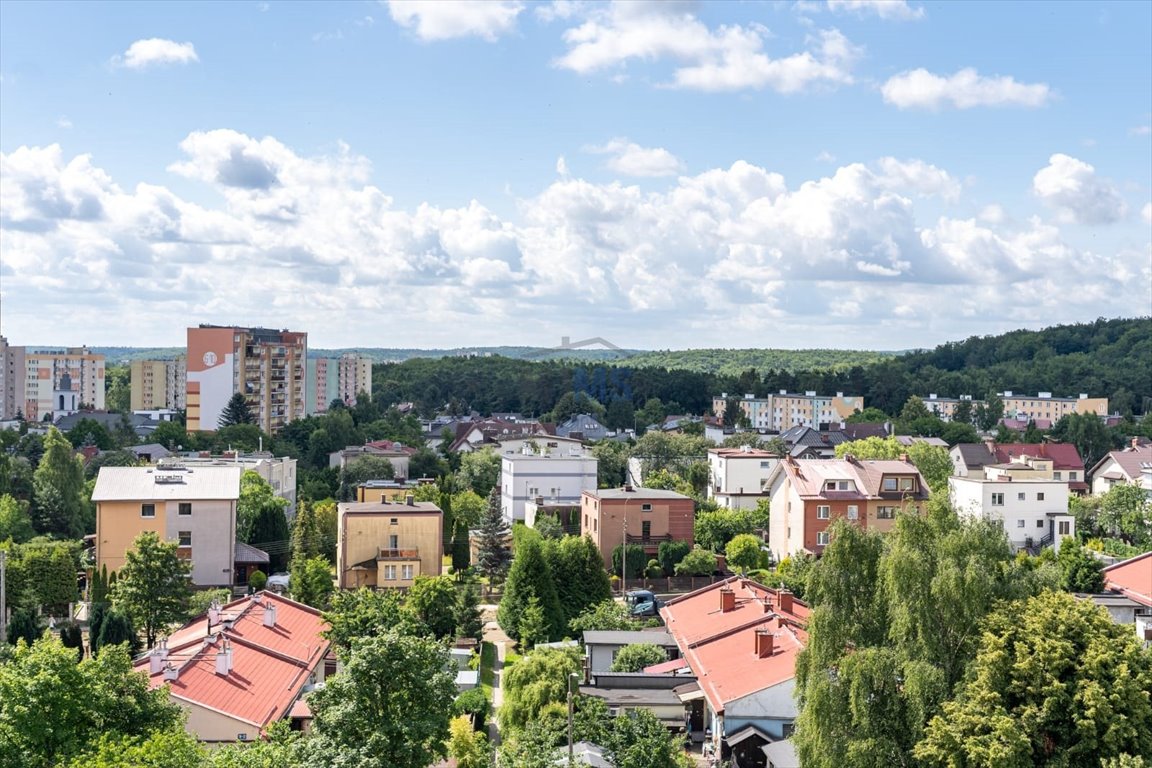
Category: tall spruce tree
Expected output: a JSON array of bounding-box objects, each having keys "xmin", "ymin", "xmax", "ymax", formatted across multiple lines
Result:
[
  {"xmin": 476, "ymin": 487, "xmax": 511, "ymax": 584},
  {"xmin": 218, "ymin": 392, "xmax": 255, "ymax": 428},
  {"xmin": 498, "ymin": 536, "xmax": 565, "ymax": 643}
]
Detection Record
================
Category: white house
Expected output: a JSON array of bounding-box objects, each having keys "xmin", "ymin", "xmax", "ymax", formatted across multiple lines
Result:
[
  {"xmin": 948, "ymin": 467, "xmax": 1075, "ymax": 553},
  {"xmin": 707, "ymin": 446, "xmax": 781, "ymax": 510},
  {"xmin": 1087, "ymin": 443, "xmax": 1152, "ymax": 497},
  {"xmin": 501, "ymin": 452, "xmax": 598, "ymax": 523}
]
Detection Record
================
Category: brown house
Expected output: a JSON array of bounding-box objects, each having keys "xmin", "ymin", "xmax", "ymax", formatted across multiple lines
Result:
[
  {"xmin": 581, "ymin": 487, "xmax": 695, "ymax": 570},
  {"xmin": 336, "ymin": 497, "xmax": 443, "ymax": 589}
]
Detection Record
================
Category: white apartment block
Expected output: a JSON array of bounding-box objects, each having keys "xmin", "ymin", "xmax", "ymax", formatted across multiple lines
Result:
[
  {"xmin": 712, "ymin": 391, "xmax": 862, "ymax": 432},
  {"xmin": 175, "ymin": 452, "xmax": 298, "ymax": 520},
  {"xmin": 707, "ymin": 446, "xmax": 781, "ymax": 510},
  {"xmin": 0, "ymin": 338, "xmax": 105, "ymax": 421},
  {"xmin": 131, "ymin": 357, "xmax": 187, "ymax": 411},
  {"xmin": 918, "ymin": 392, "xmax": 1108, "ymax": 423},
  {"xmin": 949, "ymin": 470, "xmax": 1075, "ymax": 554},
  {"xmin": 501, "ymin": 452, "xmax": 598, "ymax": 523}
]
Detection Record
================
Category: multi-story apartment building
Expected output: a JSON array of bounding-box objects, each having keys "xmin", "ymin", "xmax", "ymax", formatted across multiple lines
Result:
[
  {"xmin": 174, "ymin": 451, "xmax": 298, "ymax": 519},
  {"xmin": 186, "ymin": 325, "xmax": 307, "ymax": 434},
  {"xmin": 712, "ymin": 391, "xmax": 863, "ymax": 432},
  {"xmin": 707, "ymin": 446, "xmax": 781, "ymax": 510},
  {"xmin": 336, "ymin": 497, "xmax": 443, "ymax": 589},
  {"xmin": 949, "ymin": 464, "xmax": 1075, "ymax": 554},
  {"xmin": 306, "ymin": 353, "xmax": 373, "ymax": 414},
  {"xmin": 581, "ymin": 487, "xmax": 695, "ymax": 570},
  {"xmin": 917, "ymin": 392, "xmax": 1108, "ymax": 423},
  {"xmin": 92, "ymin": 465, "xmax": 242, "ymax": 588},
  {"xmin": 0, "ymin": 340, "xmax": 105, "ymax": 421},
  {"xmin": 951, "ymin": 442, "xmax": 1088, "ymax": 494},
  {"xmin": 130, "ymin": 357, "xmax": 187, "ymax": 411},
  {"xmin": 765, "ymin": 456, "xmax": 930, "ymax": 561},
  {"xmin": 502, "ymin": 452, "xmax": 598, "ymax": 523}
]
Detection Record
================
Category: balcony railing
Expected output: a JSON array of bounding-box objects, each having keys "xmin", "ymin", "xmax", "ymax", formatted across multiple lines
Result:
[
  {"xmin": 625, "ymin": 534, "xmax": 672, "ymax": 545},
  {"xmin": 378, "ymin": 548, "xmax": 420, "ymax": 560}
]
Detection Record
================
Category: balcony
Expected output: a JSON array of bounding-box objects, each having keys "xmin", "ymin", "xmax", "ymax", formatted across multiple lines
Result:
[
  {"xmin": 378, "ymin": 548, "xmax": 420, "ymax": 560},
  {"xmin": 625, "ymin": 534, "xmax": 672, "ymax": 545}
]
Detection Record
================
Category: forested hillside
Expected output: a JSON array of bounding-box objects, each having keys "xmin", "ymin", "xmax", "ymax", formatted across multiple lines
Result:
[{"xmin": 370, "ymin": 317, "xmax": 1150, "ymax": 418}]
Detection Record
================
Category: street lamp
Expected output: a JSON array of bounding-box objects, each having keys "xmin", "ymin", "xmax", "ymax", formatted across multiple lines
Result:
[{"xmin": 567, "ymin": 671, "xmax": 581, "ymax": 764}]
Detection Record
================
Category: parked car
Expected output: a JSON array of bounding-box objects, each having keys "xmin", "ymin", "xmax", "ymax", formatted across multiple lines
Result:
[
  {"xmin": 266, "ymin": 572, "xmax": 290, "ymax": 592},
  {"xmin": 625, "ymin": 589, "xmax": 663, "ymax": 617}
]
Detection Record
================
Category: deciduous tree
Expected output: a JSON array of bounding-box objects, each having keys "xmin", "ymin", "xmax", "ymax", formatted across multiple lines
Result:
[
  {"xmin": 31, "ymin": 427, "xmax": 85, "ymax": 538},
  {"xmin": 725, "ymin": 533, "xmax": 765, "ymax": 574},
  {"xmin": 609, "ymin": 643, "xmax": 667, "ymax": 672},
  {"xmin": 111, "ymin": 532, "xmax": 191, "ymax": 648}
]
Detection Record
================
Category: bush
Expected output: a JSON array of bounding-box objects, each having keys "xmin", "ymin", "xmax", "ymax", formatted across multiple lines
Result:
[
  {"xmin": 452, "ymin": 687, "xmax": 491, "ymax": 730},
  {"xmin": 248, "ymin": 570, "xmax": 267, "ymax": 592},
  {"xmin": 645, "ymin": 559, "xmax": 663, "ymax": 579},
  {"xmin": 657, "ymin": 540, "xmax": 691, "ymax": 576},
  {"xmin": 611, "ymin": 544, "xmax": 646, "ymax": 579},
  {"xmin": 674, "ymin": 547, "xmax": 716, "ymax": 576}
]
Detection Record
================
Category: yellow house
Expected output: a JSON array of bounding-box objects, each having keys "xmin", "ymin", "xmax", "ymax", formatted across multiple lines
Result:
[
  {"xmin": 337, "ymin": 498, "xmax": 443, "ymax": 589},
  {"xmin": 93, "ymin": 465, "xmax": 242, "ymax": 588}
]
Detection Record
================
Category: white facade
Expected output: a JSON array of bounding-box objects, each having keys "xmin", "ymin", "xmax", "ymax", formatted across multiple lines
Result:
[
  {"xmin": 495, "ymin": 435, "xmax": 590, "ymax": 457},
  {"xmin": 0, "ymin": 344, "xmax": 105, "ymax": 422},
  {"xmin": 948, "ymin": 476, "xmax": 1074, "ymax": 553},
  {"xmin": 177, "ymin": 454, "xmax": 298, "ymax": 520},
  {"xmin": 707, "ymin": 448, "xmax": 780, "ymax": 510},
  {"xmin": 501, "ymin": 453, "xmax": 598, "ymax": 522}
]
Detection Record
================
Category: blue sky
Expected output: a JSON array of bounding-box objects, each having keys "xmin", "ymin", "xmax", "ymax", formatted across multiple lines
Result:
[{"xmin": 1, "ymin": 0, "xmax": 1149, "ymax": 351}]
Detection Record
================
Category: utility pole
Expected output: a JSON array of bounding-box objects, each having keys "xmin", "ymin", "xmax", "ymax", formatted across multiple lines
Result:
[{"xmin": 0, "ymin": 549, "xmax": 7, "ymax": 644}]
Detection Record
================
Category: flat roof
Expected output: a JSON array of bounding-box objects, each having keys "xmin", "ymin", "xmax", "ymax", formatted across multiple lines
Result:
[
  {"xmin": 583, "ymin": 630, "xmax": 675, "ymax": 647},
  {"xmin": 338, "ymin": 501, "xmax": 442, "ymax": 515},
  {"xmin": 587, "ymin": 488, "xmax": 693, "ymax": 501}
]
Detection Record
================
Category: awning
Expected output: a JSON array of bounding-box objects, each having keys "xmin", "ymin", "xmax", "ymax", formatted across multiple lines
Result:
[
  {"xmin": 674, "ymin": 681, "xmax": 705, "ymax": 703},
  {"xmin": 726, "ymin": 724, "xmax": 772, "ymax": 747}
]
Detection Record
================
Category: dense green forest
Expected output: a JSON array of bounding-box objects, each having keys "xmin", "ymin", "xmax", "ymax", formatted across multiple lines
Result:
[{"xmin": 368, "ymin": 318, "xmax": 1150, "ymax": 419}]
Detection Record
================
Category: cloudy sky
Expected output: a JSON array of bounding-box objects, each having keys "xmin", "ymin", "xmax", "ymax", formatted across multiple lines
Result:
[{"xmin": 1, "ymin": 0, "xmax": 1149, "ymax": 351}]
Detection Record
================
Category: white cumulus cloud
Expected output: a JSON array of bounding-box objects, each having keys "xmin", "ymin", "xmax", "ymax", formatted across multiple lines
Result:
[
  {"xmin": 826, "ymin": 0, "xmax": 924, "ymax": 21},
  {"xmin": 881, "ymin": 67, "xmax": 1051, "ymax": 110},
  {"xmin": 386, "ymin": 0, "xmax": 524, "ymax": 41},
  {"xmin": 555, "ymin": 2, "xmax": 859, "ymax": 93},
  {"xmin": 112, "ymin": 38, "xmax": 199, "ymax": 70},
  {"xmin": 1141, "ymin": 202, "xmax": 1151, "ymax": 224},
  {"xmin": 586, "ymin": 138, "xmax": 685, "ymax": 177},
  {"xmin": 1032, "ymin": 153, "xmax": 1127, "ymax": 225}
]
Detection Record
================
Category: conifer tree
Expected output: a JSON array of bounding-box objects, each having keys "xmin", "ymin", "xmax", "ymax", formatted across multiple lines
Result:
[
  {"xmin": 476, "ymin": 487, "xmax": 511, "ymax": 584},
  {"xmin": 498, "ymin": 537, "xmax": 565, "ymax": 643}
]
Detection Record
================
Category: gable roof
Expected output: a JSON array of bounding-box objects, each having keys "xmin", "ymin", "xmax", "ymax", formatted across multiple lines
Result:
[
  {"xmin": 777, "ymin": 457, "xmax": 930, "ymax": 500},
  {"xmin": 1103, "ymin": 551, "xmax": 1152, "ymax": 608},
  {"xmin": 1088, "ymin": 446, "xmax": 1152, "ymax": 482},
  {"xmin": 993, "ymin": 443, "xmax": 1085, "ymax": 471},
  {"xmin": 661, "ymin": 577, "xmax": 808, "ymax": 714},
  {"xmin": 953, "ymin": 443, "xmax": 996, "ymax": 469},
  {"xmin": 135, "ymin": 591, "xmax": 329, "ymax": 733}
]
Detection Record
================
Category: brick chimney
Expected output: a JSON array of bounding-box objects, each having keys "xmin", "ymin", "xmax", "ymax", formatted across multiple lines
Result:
[
  {"xmin": 755, "ymin": 629, "xmax": 775, "ymax": 658},
  {"xmin": 720, "ymin": 588, "xmax": 736, "ymax": 613},
  {"xmin": 778, "ymin": 589, "xmax": 794, "ymax": 614},
  {"xmin": 761, "ymin": 597, "xmax": 772, "ymax": 613}
]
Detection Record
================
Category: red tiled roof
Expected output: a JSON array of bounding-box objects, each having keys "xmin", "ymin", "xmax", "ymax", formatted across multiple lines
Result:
[
  {"xmin": 993, "ymin": 443, "xmax": 1084, "ymax": 471},
  {"xmin": 1103, "ymin": 552, "xmax": 1152, "ymax": 608},
  {"xmin": 135, "ymin": 591, "xmax": 329, "ymax": 733},
  {"xmin": 644, "ymin": 657, "xmax": 691, "ymax": 674},
  {"xmin": 660, "ymin": 578, "xmax": 808, "ymax": 714}
]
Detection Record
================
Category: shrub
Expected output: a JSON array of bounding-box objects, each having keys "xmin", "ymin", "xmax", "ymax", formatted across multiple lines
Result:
[{"xmin": 248, "ymin": 570, "xmax": 268, "ymax": 592}]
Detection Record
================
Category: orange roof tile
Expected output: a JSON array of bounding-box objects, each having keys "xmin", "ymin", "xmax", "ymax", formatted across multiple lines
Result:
[
  {"xmin": 1103, "ymin": 551, "xmax": 1152, "ymax": 608},
  {"xmin": 660, "ymin": 578, "xmax": 809, "ymax": 714},
  {"xmin": 134, "ymin": 591, "xmax": 329, "ymax": 733}
]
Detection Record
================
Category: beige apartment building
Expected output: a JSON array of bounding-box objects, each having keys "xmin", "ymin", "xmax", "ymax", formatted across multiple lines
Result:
[
  {"xmin": 712, "ymin": 391, "xmax": 862, "ymax": 431},
  {"xmin": 185, "ymin": 325, "xmax": 307, "ymax": 434},
  {"xmin": 0, "ymin": 338, "xmax": 105, "ymax": 421},
  {"xmin": 92, "ymin": 465, "xmax": 242, "ymax": 588},
  {"xmin": 921, "ymin": 392, "xmax": 1108, "ymax": 423},
  {"xmin": 337, "ymin": 498, "xmax": 443, "ymax": 589},
  {"xmin": 130, "ymin": 357, "xmax": 187, "ymax": 411}
]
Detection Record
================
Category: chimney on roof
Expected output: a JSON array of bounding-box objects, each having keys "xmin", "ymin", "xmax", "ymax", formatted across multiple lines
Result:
[
  {"xmin": 263, "ymin": 601, "xmax": 277, "ymax": 628},
  {"xmin": 149, "ymin": 638, "xmax": 169, "ymax": 674},
  {"xmin": 405, "ymin": 493, "xmax": 415, "ymax": 506},
  {"xmin": 1132, "ymin": 437, "xmax": 1140, "ymax": 450},
  {"xmin": 215, "ymin": 640, "xmax": 233, "ymax": 676},
  {"xmin": 899, "ymin": 453, "xmax": 910, "ymax": 463},
  {"xmin": 761, "ymin": 597, "xmax": 772, "ymax": 613},
  {"xmin": 623, "ymin": 484, "xmax": 634, "ymax": 492},
  {"xmin": 163, "ymin": 662, "xmax": 179, "ymax": 682},
  {"xmin": 778, "ymin": 590, "xmax": 794, "ymax": 614},
  {"xmin": 755, "ymin": 629, "xmax": 775, "ymax": 658},
  {"xmin": 720, "ymin": 588, "xmax": 736, "ymax": 613}
]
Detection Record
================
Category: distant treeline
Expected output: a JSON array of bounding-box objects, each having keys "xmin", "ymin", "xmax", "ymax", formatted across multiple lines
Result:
[{"xmin": 370, "ymin": 317, "xmax": 1151, "ymax": 418}]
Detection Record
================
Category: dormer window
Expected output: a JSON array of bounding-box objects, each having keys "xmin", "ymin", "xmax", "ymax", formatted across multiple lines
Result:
[{"xmin": 824, "ymin": 480, "xmax": 854, "ymax": 492}]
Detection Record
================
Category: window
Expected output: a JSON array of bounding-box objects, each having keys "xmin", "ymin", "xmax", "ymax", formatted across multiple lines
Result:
[
  {"xmin": 991, "ymin": 493, "xmax": 1004, "ymax": 506},
  {"xmin": 384, "ymin": 565, "xmax": 397, "ymax": 580},
  {"xmin": 1017, "ymin": 520, "xmax": 1025, "ymax": 528},
  {"xmin": 389, "ymin": 534, "xmax": 398, "ymax": 550},
  {"xmin": 401, "ymin": 565, "xmax": 414, "ymax": 580},
  {"xmin": 1053, "ymin": 471, "xmax": 1062, "ymax": 480},
  {"xmin": 178, "ymin": 531, "xmax": 192, "ymax": 547},
  {"xmin": 883, "ymin": 478, "xmax": 897, "ymax": 491},
  {"xmin": 816, "ymin": 531, "xmax": 830, "ymax": 546},
  {"xmin": 390, "ymin": 518, "xmax": 398, "ymax": 525},
  {"xmin": 141, "ymin": 503, "xmax": 155, "ymax": 518},
  {"xmin": 1038, "ymin": 492, "xmax": 1047, "ymax": 501},
  {"xmin": 1018, "ymin": 492, "xmax": 1026, "ymax": 501},
  {"xmin": 877, "ymin": 506, "xmax": 897, "ymax": 519},
  {"xmin": 529, "ymin": 487, "xmax": 539, "ymax": 496},
  {"xmin": 847, "ymin": 505, "xmax": 859, "ymax": 520},
  {"xmin": 1036, "ymin": 520, "xmax": 1044, "ymax": 528},
  {"xmin": 817, "ymin": 505, "xmax": 830, "ymax": 520},
  {"xmin": 641, "ymin": 503, "xmax": 652, "ymax": 512},
  {"xmin": 900, "ymin": 477, "xmax": 915, "ymax": 491},
  {"xmin": 1068, "ymin": 472, "xmax": 1077, "ymax": 480},
  {"xmin": 178, "ymin": 503, "xmax": 192, "ymax": 516},
  {"xmin": 1058, "ymin": 520, "xmax": 1071, "ymax": 536},
  {"xmin": 760, "ymin": 461, "xmax": 772, "ymax": 469},
  {"xmin": 642, "ymin": 521, "xmax": 652, "ymax": 539}
]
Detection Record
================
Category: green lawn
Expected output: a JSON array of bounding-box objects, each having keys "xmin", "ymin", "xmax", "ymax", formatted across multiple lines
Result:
[{"xmin": 479, "ymin": 641, "xmax": 497, "ymax": 700}]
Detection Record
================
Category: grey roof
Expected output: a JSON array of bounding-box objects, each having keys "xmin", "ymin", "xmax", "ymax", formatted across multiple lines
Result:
[
  {"xmin": 91, "ymin": 465, "xmax": 242, "ymax": 501},
  {"xmin": 234, "ymin": 541, "xmax": 270, "ymax": 564},
  {"xmin": 762, "ymin": 739, "xmax": 800, "ymax": 768},
  {"xmin": 590, "ymin": 488, "xmax": 693, "ymax": 501},
  {"xmin": 554, "ymin": 742, "xmax": 611, "ymax": 768},
  {"xmin": 129, "ymin": 443, "xmax": 172, "ymax": 460},
  {"xmin": 578, "ymin": 685, "xmax": 683, "ymax": 709},
  {"xmin": 954, "ymin": 443, "xmax": 997, "ymax": 468},
  {"xmin": 338, "ymin": 500, "xmax": 442, "ymax": 515},
  {"xmin": 583, "ymin": 630, "xmax": 676, "ymax": 647}
]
